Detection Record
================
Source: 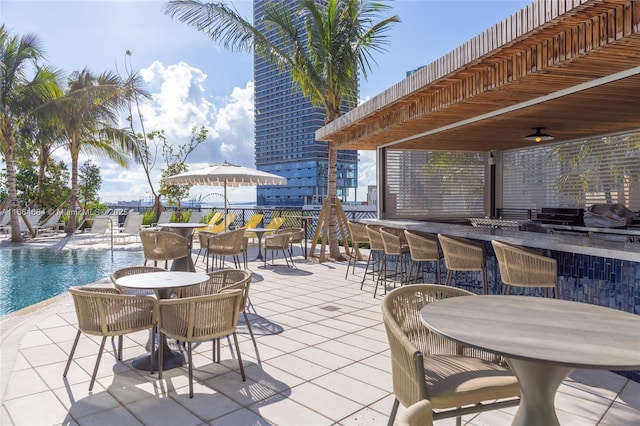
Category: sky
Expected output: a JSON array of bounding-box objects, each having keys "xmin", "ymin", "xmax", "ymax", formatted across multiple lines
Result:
[{"xmin": 2, "ymin": 0, "xmax": 530, "ymax": 206}]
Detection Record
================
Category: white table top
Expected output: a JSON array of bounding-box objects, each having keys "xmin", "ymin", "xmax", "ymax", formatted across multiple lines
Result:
[
  {"xmin": 115, "ymin": 271, "xmax": 209, "ymax": 290},
  {"xmin": 420, "ymin": 295, "xmax": 640, "ymax": 370},
  {"xmin": 246, "ymin": 228, "xmax": 269, "ymax": 233},
  {"xmin": 157, "ymin": 222, "xmax": 204, "ymax": 228}
]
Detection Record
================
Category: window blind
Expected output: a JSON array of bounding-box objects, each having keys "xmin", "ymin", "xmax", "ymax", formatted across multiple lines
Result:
[
  {"xmin": 384, "ymin": 150, "xmax": 485, "ymax": 218},
  {"xmin": 502, "ymin": 131, "xmax": 640, "ymax": 211}
]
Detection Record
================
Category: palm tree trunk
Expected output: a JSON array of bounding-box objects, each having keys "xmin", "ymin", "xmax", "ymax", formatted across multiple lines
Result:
[
  {"xmin": 4, "ymin": 134, "xmax": 24, "ymax": 242},
  {"xmin": 66, "ymin": 149, "xmax": 79, "ymax": 234}
]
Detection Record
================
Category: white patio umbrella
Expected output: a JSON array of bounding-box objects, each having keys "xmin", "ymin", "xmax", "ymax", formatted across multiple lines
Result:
[{"xmin": 162, "ymin": 161, "xmax": 287, "ymax": 215}]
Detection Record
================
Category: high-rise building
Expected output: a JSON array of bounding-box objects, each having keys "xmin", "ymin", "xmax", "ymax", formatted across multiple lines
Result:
[{"xmin": 253, "ymin": 0, "xmax": 358, "ymax": 207}]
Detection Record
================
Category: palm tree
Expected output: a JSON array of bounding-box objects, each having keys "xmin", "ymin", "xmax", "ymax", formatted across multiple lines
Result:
[
  {"xmin": 0, "ymin": 25, "xmax": 63, "ymax": 242},
  {"xmin": 163, "ymin": 0, "xmax": 399, "ymax": 260},
  {"xmin": 51, "ymin": 68, "xmax": 145, "ymax": 233}
]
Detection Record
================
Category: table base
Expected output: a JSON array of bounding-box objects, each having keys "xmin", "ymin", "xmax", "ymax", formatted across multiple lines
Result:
[
  {"xmin": 507, "ymin": 357, "xmax": 574, "ymax": 426},
  {"xmin": 132, "ymin": 334, "xmax": 185, "ymax": 371}
]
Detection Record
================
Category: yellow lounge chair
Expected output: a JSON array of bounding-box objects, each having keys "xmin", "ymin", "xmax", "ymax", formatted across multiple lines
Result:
[
  {"xmin": 203, "ymin": 213, "xmax": 237, "ymax": 234},
  {"xmin": 241, "ymin": 213, "xmax": 264, "ymax": 230},
  {"xmin": 245, "ymin": 216, "xmax": 284, "ymax": 240}
]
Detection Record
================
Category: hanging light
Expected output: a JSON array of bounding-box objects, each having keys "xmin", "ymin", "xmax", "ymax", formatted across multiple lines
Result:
[{"xmin": 523, "ymin": 127, "xmax": 554, "ymax": 143}]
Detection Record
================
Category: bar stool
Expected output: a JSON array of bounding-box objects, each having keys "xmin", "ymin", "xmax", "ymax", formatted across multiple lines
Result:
[
  {"xmin": 362, "ymin": 224, "xmax": 385, "ymax": 292},
  {"xmin": 345, "ymin": 221, "xmax": 370, "ymax": 279},
  {"xmin": 404, "ymin": 230, "xmax": 442, "ymax": 284},
  {"xmin": 378, "ymin": 227, "xmax": 411, "ymax": 296},
  {"xmin": 491, "ymin": 240, "xmax": 559, "ymax": 298},
  {"xmin": 437, "ymin": 234, "xmax": 488, "ymax": 294}
]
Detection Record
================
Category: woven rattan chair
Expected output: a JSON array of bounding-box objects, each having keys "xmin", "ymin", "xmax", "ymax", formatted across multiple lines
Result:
[
  {"xmin": 157, "ymin": 290, "xmax": 246, "ymax": 398},
  {"xmin": 110, "ymin": 265, "xmax": 167, "ymax": 296},
  {"xmin": 181, "ymin": 269, "xmax": 256, "ymax": 346},
  {"xmin": 404, "ymin": 230, "xmax": 442, "ymax": 284},
  {"xmin": 140, "ymin": 229, "xmax": 190, "ymax": 269},
  {"xmin": 396, "ymin": 400, "xmax": 433, "ymax": 426},
  {"xmin": 345, "ymin": 221, "xmax": 370, "ymax": 279},
  {"xmin": 378, "ymin": 227, "xmax": 411, "ymax": 295},
  {"xmin": 203, "ymin": 228, "xmax": 246, "ymax": 270},
  {"xmin": 362, "ymin": 224, "xmax": 385, "ymax": 292},
  {"xmin": 492, "ymin": 240, "xmax": 559, "ymax": 298},
  {"xmin": 263, "ymin": 230, "xmax": 294, "ymax": 267},
  {"xmin": 284, "ymin": 227, "xmax": 305, "ymax": 258},
  {"xmin": 382, "ymin": 284, "xmax": 520, "ymax": 426},
  {"xmin": 63, "ymin": 286, "xmax": 156, "ymax": 391},
  {"xmin": 437, "ymin": 234, "xmax": 488, "ymax": 294}
]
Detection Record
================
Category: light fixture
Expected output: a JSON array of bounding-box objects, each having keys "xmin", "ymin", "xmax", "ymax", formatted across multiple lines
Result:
[{"xmin": 523, "ymin": 127, "xmax": 554, "ymax": 143}]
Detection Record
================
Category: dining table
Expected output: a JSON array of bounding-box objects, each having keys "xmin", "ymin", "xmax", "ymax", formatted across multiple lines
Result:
[
  {"xmin": 158, "ymin": 222, "xmax": 203, "ymax": 271},
  {"xmin": 115, "ymin": 271, "xmax": 209, "ymax": 370},
  {"xmin": 420, "ymin": 295, "xmax": 640, "ymax": 426}
]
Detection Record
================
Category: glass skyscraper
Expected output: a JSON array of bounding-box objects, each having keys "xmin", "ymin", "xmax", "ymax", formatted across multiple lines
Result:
[{"xmin": 253, "ymin": 0, "xmax": 358, "ymax": 207}]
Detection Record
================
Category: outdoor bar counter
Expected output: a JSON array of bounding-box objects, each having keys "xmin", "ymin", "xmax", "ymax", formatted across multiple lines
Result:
[{"xmin": 362, "ymin": 218, "xmax": 640, "ymax": 311}]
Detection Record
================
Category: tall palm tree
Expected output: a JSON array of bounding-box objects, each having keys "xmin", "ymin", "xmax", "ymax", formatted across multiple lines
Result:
[
  {"xmin": 164, "ymin": 0, "xmax": 399, "ymax": 260},
  {"xmin": 0, "ymin": 25, "xmax": 63, "ymax": 242},
  {"xmin": 51, "ymin": 68, "xmax": 145, "ymax": 233}
]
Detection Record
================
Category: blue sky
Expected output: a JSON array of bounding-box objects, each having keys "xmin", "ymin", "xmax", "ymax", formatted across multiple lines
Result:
[{"xmin": 2, "ymin": 0, "xmax": 529, "ymax": 205}]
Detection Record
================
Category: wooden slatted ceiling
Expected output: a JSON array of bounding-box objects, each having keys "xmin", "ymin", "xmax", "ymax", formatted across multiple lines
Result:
[{"xmin": 316, "ymin": 0, "xmax": 640, "ymax": 152}]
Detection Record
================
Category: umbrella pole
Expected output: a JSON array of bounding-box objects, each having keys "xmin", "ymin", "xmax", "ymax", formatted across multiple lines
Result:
[{"xmin": 224, "ymin": 181, "xmax": 228, "ymax": 217}]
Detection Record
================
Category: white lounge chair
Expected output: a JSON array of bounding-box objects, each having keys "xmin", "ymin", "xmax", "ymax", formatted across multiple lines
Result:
[
  {"xmin": 115, "ymin": 212, "xmax": 144, "ymax": 243},
  {"xmin": 35, "ymin": 210, "xmax": 65, "ymax": 235},
  {"xmin": 75, "ymin": 216, "xmax": 113, "ymax": 244}
]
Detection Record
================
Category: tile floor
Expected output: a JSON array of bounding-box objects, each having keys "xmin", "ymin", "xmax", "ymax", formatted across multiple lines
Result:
[{"xmin": 1, "ymin": 240, "xmax": 639, "ymax": 425}]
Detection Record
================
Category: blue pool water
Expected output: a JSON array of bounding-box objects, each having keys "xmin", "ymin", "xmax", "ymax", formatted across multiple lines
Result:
[{"xmin": 0, "ymin": 249, "xmax": 145, "ymax": 316}]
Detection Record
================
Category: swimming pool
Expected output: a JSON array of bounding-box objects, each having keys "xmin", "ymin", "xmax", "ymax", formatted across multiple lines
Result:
[{"xmin": 0, "ymin": 249, "xmax": 145, "ymax": 316}]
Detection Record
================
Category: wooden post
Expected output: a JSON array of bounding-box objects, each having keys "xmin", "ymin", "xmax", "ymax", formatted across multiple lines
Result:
[{"xmin": 309, "ymin": 197, "xmax": 352, "ymax": 262}]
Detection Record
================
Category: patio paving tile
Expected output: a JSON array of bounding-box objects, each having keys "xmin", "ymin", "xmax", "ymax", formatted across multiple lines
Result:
[{"xmin": 1, "ymin": 240, "xmax": 639, "ymax": 425}]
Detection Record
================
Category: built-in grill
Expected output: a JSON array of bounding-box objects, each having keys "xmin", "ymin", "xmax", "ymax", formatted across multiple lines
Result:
[{"xmin": 533, "ymin": 207, "xmax": 584, "ymax": 226}]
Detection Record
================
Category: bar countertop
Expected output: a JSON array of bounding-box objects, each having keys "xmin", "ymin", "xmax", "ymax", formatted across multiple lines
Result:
[{"xmin": 362, "ymin": 219, "xmax": 640, "ymax": 262}]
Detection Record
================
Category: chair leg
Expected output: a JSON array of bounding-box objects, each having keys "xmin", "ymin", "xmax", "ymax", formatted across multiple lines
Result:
[
  {"xmin": 244, "ymin": 311, "xmax": 257, "ymax": 347},
  {"xmin": 360, "ymin": 252, "xmax": 373, "ymax": 289},
  {"xmin": 388, "ymin": 398, "xmax": 400, "ymax": 426},
  {"xmin": 446, "ymin": 270, "xmax": 453, "ymax": 286},
  {"xmin": 232, "ymin": 332, "xmax": 246, "ymax": 381},
  {"xmin": 158, "ymin": 333, "xmax": 164, "ymax": 379},
  {"xmin": 63, "ymin": 330, "xmax": 82, "ymax": 378},
  {"xmin": 89, "ymin": 336, "xmax": 108, "ymax": 391},
  {"xmin": 150, "ymin": 327, "xmax": 156, "ymax": 375},
  {"xmin": 187, "ymin": 341, "xmax": 194, "ymax": 398}
]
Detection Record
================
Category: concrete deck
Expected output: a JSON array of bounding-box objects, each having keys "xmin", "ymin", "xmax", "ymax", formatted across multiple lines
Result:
[{"xmin": 1, "ymin": 237, "xmax": 639, "ymax": 425}]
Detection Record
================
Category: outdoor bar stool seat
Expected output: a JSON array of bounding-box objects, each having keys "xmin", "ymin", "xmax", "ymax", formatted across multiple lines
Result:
[
  {"xmin": 363, "ymin": 224, "xmax": 385, "ymax": 293},
  {"xmin": 345, "ymin": 221, "xmax": 370, "ymax": 279},
  {"xmin": 492, "ymin": 240, "xmax": 559, "ymax": 298},
  {"xmin": 437, "ymin": 234, "xmax": 488, "ymax": 294},
  {"xmin": 404, "ymin": 230, "xmax": 442, "ymax": 284},
  {"xmin": 382, "ymin": 284, "xmax": 520, "ymax": 426},
  {"xmin": 378, "ymin": 227, "xmax": 411, "ymax": 296}
]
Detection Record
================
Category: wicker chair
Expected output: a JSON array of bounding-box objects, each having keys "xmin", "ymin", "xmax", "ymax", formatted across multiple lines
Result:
[
  {"xmin": 345, "ymin": 221, "xmax": 370, "ymax": 279},
  {"xmin": 492, "ymin": 240, "xmax": 559, "ymax": 298},
  {"xmin": 378, "ymin": 227, "xmax": 411, "ymax": 294},
  {"xmin": 110, "ymin": 265, "xmax": 167, "ymax": 296},
  {"xmin": 363, "ymin": 224, "xmax": 385, "ymax": 292},
  {"xmin": 181, "ymin": 270, "xmax": 256, "ymax": 346},
  {"xmin": 382, "ymin": 284, "xmax": 520, "ymax": 426},
  {"xmin": 437, "ymin": 234, "xmax": 488, "ymax": 294},
  {"xmin": 396, "ymin": 400, "xmax": 433, "ymax": 426},
  {"xmin": 140, "ymin": 230, "xmax": 190, "ymax": 269},
  {"xmin": 263, "ymin": 230, "xmax": 294, "ymax": 267},
  {"xmin": 284, "ymin": 227, "xmax": 305, "ymax": 258},
  {"xmin": 63, "ymin": 286, "xmax": 156, "ymax": 391},
  {"xmin": 404, "ymin": 230, "xmax": 442, "ymax": 284},
  {"xmin": 203, "ymin": 228, "xmax": 246, "ymax": 270},
  {"xmin": 157, "ymin": 290, "xmax": 246, "ymax": 398}
]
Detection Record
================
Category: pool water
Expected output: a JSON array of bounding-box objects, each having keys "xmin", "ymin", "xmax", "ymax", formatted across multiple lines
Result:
[{"xmin": 0, "ymin": 249, "xmax": 145, "ymax": 316}]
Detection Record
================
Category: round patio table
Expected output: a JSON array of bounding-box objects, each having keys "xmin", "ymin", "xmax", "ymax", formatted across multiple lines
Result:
[
  {"xmin": 246, "ymin": 228, "xmax": 272, "ymax": 261},
  {"xmin": 420, "ymin": 295, "xmax": 640, "ymax": 426},
  {"xmin": 115, "ymin": 271, "xmax": 209, "ymax": 370}
]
